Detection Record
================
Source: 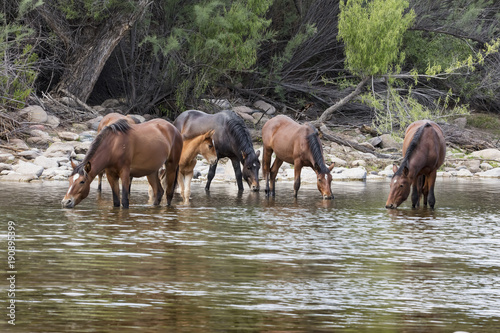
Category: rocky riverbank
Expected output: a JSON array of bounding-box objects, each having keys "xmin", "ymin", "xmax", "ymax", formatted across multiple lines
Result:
[{"xmin": 2, "ymin": 100, "xmax": 500, "ymax": 185}]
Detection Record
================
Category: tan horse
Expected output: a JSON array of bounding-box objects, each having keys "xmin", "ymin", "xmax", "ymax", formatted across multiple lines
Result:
[
  {"xmin": 96, "ymin": 113, "xmax": 140, "ymax": 192},
  {"xmin": 262, "ymin": 115, "xmax": 335, "ymax": 199},
  {"xmin": 385, "ymin": 120, "xmax": 446, "ymax": 209},
  {"xmin": 164, "ymin": 130, "xmax": 217, "ymax": 204},
  {"xmin": 62, "ymin": 119, "xmax": 182, "ymax": 208}
]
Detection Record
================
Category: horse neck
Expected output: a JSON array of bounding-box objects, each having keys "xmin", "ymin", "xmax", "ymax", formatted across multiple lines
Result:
[
  {"xmin": 85, "ymin": 136, "xmax": 115, "ymax": 179},
  {"xmin": 180, "ymin": 136, "xmax": 204, "ymax": 165}
]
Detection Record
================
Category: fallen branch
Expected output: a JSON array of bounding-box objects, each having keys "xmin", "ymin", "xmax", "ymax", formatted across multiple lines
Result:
[
  {"xmin": 0, "ymin": 145, "xmax": 24, "ymax": 152},
  {"xmin": 60, "ymin": 89, "xmax": 98, "ymax": 115}
]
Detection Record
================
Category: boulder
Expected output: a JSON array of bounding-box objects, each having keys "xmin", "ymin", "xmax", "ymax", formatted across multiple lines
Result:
[
  {"xmin": 331, "ymin": 167, "xmax": 367, "ymax": 180},
  {"xmin": 34, "ymin": 156, "xmax": 59, "ymax": 169},
  {"xmin": 101, "ymin": 99, "xmax": 121, "ymax": 108},
  {"xmin": 46, "ymin": 115, "xmax": 61, "ymax": 128},
  {"xmin": 470, "ymin": 149, "xmax": 500, "ymax": 161},
  {"xmin": 379, "ymin": 134, "xmax": 401, "ymax": 149},
  {"xmin": 253, "ymin": 100, "xmax": 276, "ymax": 115},
  {"xmin": 0, "ymin": 172, "xmax": 37, "ymax": 182},
  {"xmin": 0, "ymin": 163, "xmax": 13, "ymax": 172},
  {"xmin": 13, "ymin": 161, "xmax": 44, "ymax": 177},
  {"xmin": 30, "ymin": 129, "xmax": 50, "ymax": 138},
  {"xmin": 233, "ymin": 106, "xmax": 254, "ymax": 114},
  {"xmin": 44, "ymin": 142, "xmax": 74, "ymax": 158},
  {"xmin": 477, "ymin": 168, "xmax": 500, "ymax": 178},
  {"xmin": 351, "ymin": 160, "xmax": 366, "ymax": 167},
  {"xmin": 17, "ymin": 150, "xmax": 40, "ymax": 160},
  {"xmin": 368, "ymin": 137, "xmax": 382, "ymax": 147},
  {"xmin": 480, "ymin": 162, "xmax": 493, "ymax": 171},
  {"xmin": 0, "ymin": 153, "xmax": 15, "ymax": 163},
  {"xmin": 86, "ymin": 116, "xmax": 104, "ymax": 131},
  {"xmin": 464, "ymin": 159, "xmax": 481, "ymax": 173},
  {"xmin": 8, "ymin": 138, "xmax": 29, "ymax": 150},
  {"xmin": 379, "ymin": 164, "xmax": 395, "ymax": 177},
  {"xmin": 58, "ymin": 131, "xmax": 80, "ymax": 141},
  {"xmin": 452, "ymin": 117, "xmax": 467, "ymax": 129},
  {"xmin": 18, "ymin": 105, "xmax": 48, "ymax": 123},
  {"xmin": 128, "ymin": 114, "xmax": 146, "ymax": 123},
  {"xmin": 455, "ymin": 169, "xmax": 473, "ymax": 177},
  {"xmin": 234, "ymin": 110, "xmax": 254, "ymax": 122}
]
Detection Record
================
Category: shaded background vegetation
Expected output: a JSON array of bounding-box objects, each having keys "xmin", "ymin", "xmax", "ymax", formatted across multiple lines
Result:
[{"xmin": 1, "ymin": 0, "xmax": 500, "ymax": 128}]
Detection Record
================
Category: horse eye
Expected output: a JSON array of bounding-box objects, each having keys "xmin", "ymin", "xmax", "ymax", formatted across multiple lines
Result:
[
  {"xmin": 399, "ymin": 184, "xmax": 403, "ymax": 188},
  {"xmin": 80, "ymin": 180, "xmax": 85, "ymax": 184}
]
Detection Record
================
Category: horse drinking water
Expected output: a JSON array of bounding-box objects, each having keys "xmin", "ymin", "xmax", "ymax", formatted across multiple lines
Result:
[
  {"xmin": 62, "ymin": 119, "xmax": 183, "ymax": 208},
  {"xmin": 385, "ymin": 120, "xmax": 446, "ymax": 209},
  {"xmin": 174, "ymin": 110, "xmax": 260, "ymax": 192},
  {"xmin": 262, "ymin": 115, "xmax": 334, "ymax": 199}
]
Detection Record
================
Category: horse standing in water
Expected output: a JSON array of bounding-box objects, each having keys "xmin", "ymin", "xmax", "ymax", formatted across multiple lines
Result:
[
  {"xmin": 385, "ymin": 120, "xmax": 446, "ymax": 209},
  {"xmin": 95, "ymin": 113, "xmax": 140, "ymax": 192},
  {"xmin": 165, "ymin": 130, "xmax": 218, "ymax": 204},
  {"xmin": 262, "ymin": 115, "xmax": 334, "ymax": 199},
  {"xmin": 173, "ymin": 110, "xmax": 260, "ymax": 192},
  {"xmin": 62, "ymin": 119, "xmax": 183, "ymax": 208}
]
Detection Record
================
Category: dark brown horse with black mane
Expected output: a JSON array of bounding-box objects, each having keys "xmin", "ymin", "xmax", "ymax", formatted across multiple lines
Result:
[
  {"xmin": 62, "ymin": 118, "xmax": 183, "ymax": 208},
  {"xmin": 385, "ymin": 120, "xmax": 446, "ymax": 209},
  {"xmin": 262, "ymin": 115, "xmax": 334, "ymax": 199},
  {"xmin": 173, "ymin": 110, "xmax": 260, "ymax": 192}
]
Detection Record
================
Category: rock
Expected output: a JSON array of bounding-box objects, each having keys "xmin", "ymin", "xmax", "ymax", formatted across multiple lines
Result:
[
  {"xmin": 351, "ymin": 160, "xmax": 366, "ymax": 167},
  {"xmin": 327, "ymin": 156, "xmax": 347, "ymax": 167},
  {"xmin": 72, "ymin": 123, "xmax": 88, "ymax": 132},
  {"xmin": 471, "ymin": 149, "xmax": 500, "ymax": 161},
  {"xmin": 379, "ymin": 134, "xmax": 401, "ymax": 149},
  {"xmin": 233, "ymin": 106, "xmax": 254, "ymax": 114},
  {"xmin": 46, "ymin": 115, "xmax": 61, "ymax": 128},
  {"xmin": 13, "ymin": 161, "xmax": 44, "ymax": 177},
  {"xmin": 8, "ymin": 139, "xmax": 29, "ymax": 150},
  {"xmin": 93, "ymin": 105, "xmax": 106, "ymax": 114},
  {"xmin": 234, "ymin": 110, "xmax": 254, "ymax": 122},
  {"xmin": 58, "ymin": 131, "xmax": 80, "ymax": 141},
  {"xmin": 59, "ymin": 96, "xmax": 78, "ymax": 107},
  {"xmin": 102, "ymin": 99, "xmax": 121, "ymax": 108},
  {"xmin": 78, "ymin": 131, "xmax": 97, "ymax": 142},
  {"xmin": 477, "ymin": 168, "xmax": 500, "ymax": 177},
  {"xmin": 128, "ymin": 114, "xmax": 146, "ymax": 123},
  {"xmin": 464, "ymin": 159, "xmax": 481, "ymax": 173},
  {"xmin": 0, "ymin": 163, "xmax": 13, "ymax": 172},
  {"xmin": 452, "ymin": 117, "xmax": 467, "ymax": 129},
  {"xmin": 30, "ymin": 129, "xmax": 50, "ymax": 138},
  {"xmin": 480, "ymin": 162, "xmax": 493, "ymax": 171},
  {"xmin": 253, "ymin": 100, "xmax": 276, "ymax": 115},
  {"xmin": 368, "ymin": 137, "xmax": 382, "ymax": 147},
  {"xmin": 251, "ymin": 112, "xmax": 269, "ymax": 124},
  {"xmin": 331, "ymin": 167, "xmax": 367, "ymax": 180},
  {"xmin": 26, "ymin": 136, "xmax": 53, "ymax": 146},
  {"xmin": 74, "ymin": 141, "xmax": 92, "ymax": 155},
  {"xmin": 18, "ymin": 105, "xmax": 48, "ymax": 123},
  {"xmin": 86, "ymin": 116, "xmax": 103, "ymax": 131},
  {"xmin": 0, "ymin": 172, "xmax": 37, "ymax": 182},
  {"xmin": 0, "ymin": 153, "xmax": 15, "ymax": 163},
  {"xmin": 359, "ymin": 142, "xmax": 375, "ymax": 150},
  {"xmin": 17, "ymin": 150, "xmax": 40, "ymax": 160},
  {"xmin": 379, "ymin": 164, "xmax": 395, "ymax": 177},
  {"xmin": 44, "ymin": 142, "xmax": 74, "ymax": 158},
  {"xmin": 207, "ymin": 99, "xmax": 231, "ymax": 109},
  {"xmin": 456, "ymin": 169, "xmax": 473, "ymax": 177},
  {"xmin": 34, "ymin": 156, "xmax": 59, "ymax": 169}
]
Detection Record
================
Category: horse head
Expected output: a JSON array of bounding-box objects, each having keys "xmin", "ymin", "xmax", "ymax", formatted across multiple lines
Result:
[
  {"xmin": 385, "ymin": 164, "xmax": 412, "ymax": 209},
  {"xmin": 61, "ymin": 160, "xmax": 92, "ymax": 208},
  {"xmin": 316, "ymin": 163, "xmax": 335, "ymax": 200},
  {"xmin": 200, "ymin": 130, "xmax": 218, "ymax": 165},
  {"xmin": 241, "ymin": 150, "xmax": 261, "ymax": 191}
]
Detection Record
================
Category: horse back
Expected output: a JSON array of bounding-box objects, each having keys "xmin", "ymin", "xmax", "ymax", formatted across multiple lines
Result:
[{"xmin": 403, "ymin": 120, "xmax": 446, "ymax": 173}]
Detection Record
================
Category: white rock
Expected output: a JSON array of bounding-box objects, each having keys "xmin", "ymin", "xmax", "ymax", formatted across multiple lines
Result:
[
  {"xmin": 331, "ymin": 167, "xmax": 367, "ymax": 180},
  {"xmin": 480, "ymin": 162, "xmax": 493, "ymax": 171},
  {"xmin": 58, "ymin": 131, "xmax": 80, "ymax": 141},
  {"xmin": 13, "ymin": 161, "xmax": 44, "ymax": 177},
  {"xmin": 34, "ymin": 156, "xmax": 59, "ymax": 169},
  {"xmin": 0, "ymin": 172, "xmax": 37, "ymax": 182},
  {"xmin": 0, "ymin": 154, "xmax": 15, "ymax": 163},
  {"xmin": 233, "ymin": 106, "xmax": 254, "ymax": 114},
  {"xmin": 351, "ymin": 159, "xmax": 366, "ymax": 167},
  {"xmin": 18, "ymin": 105, "xmax": 48, "ymax": 123},
  {"xmin": 477, "ymin": 168, "xmax": 500, "ymax": 177},
  {"xmin": 44, "ymin": 142, "xmax": 75, "ymax": 158},
  {"xmin": 17, "ymin": 150, "xmax": 40, "ymax": 160},
  {"xmin": 253, "ymin": 100, "xmax": 276, "ymax": 115},
  {"xmin": 471, "ymin": 149, "xmax": 500, "ymax": 161},
  {"xmin": 46, "ymin": 115, "xmax": 61, "ymax": 128},
  {"xmin": 0, "ymin": 163, "xmax": 13, "ymax": 172},
  {"xmin": 456, "ymin": 169, "xmax": 473, "ymax": 177}
]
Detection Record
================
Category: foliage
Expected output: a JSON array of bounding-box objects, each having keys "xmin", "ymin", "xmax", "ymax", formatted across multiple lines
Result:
[
  {"xmin": 338, "ymin": 0, "xmax": 415, "ymax": 77},
  {"xmin": 55, "ymin": 0, "xmax": 135, "ymax": 21}
]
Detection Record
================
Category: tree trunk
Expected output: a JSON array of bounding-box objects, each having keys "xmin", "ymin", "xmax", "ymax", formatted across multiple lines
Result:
[
  {"xmin": 311, "ymin": 76, "xmax": 370, "ymax": 127},
  {"xmin": 39, "ymin": 0, "xmax": 149, "ymax": 103}
]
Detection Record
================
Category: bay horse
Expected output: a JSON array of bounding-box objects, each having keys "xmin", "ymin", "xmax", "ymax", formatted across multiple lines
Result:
[
  {"xmin": 262, "ymin": 115, "xmax": 335, "ymax": 199},
  {"xmin": 173, "ymin": 110, "xmax": 260, "ymax": 192},
  {"xmin": 385, "ymin": 120, "xmax": 446, "ymax": 209},
  {"xmin": 62, "ymin": 119, "xmax": 182, "ymax": 208},
  {"xmin": 96, "ymin": 113, "xmax": 140, "ymax": 192},
  {"xmin": 161, "ymin": 130, "xmax": 217, "ymax": 204}
]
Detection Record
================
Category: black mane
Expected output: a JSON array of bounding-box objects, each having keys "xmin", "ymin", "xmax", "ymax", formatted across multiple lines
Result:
[
  {"xmin": 224, "ymin": 111, "xmax": 255, "ymax": 156},
  {"xmin": 306, "ymin": 126, "xmax": 330, "ymax": 174},
  {"xmin": 71, "ymin": 119, "xmax": 132, "ymax": 176},
  {"xmin": 394, "ymin": 122, "xmax": 431, "ymax": 176}
]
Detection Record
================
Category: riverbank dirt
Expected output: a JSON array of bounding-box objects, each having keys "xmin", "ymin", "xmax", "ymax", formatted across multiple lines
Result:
[{"xmin": 2, "ymin": 98, "xmax": 500, "ymax": 185}]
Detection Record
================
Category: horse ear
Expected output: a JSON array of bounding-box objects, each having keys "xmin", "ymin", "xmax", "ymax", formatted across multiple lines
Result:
[
  {"xmin": 241, "ymin": 151, "xmax": 247, "ymax": 160},
  {"xmin": 255, "ymin": 150, "xmax": 260, "ymax": 158},
  {"xmin": 70, "ymin": 159, "xmax": 77, "ymax": 169},
  {"xmin": 329, "ymin": 162, "xmax": 335, "ymax": 171},
  {"xmin": 402, "ymin": 166, "xmax": 409, "ymax": 177},
  {"xmin": 392, "ymin": 164, "xmax": 398, "ymax": 174},
  {"xmin": 206, "ymin": 129, "xmax": 215, "ymax": 139},
  {"xmin": 84, "ymin": 162, "xmax": 92, "ymax": 174}
]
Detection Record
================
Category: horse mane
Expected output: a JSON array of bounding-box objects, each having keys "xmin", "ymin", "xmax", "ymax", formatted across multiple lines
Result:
[
  {"xmin": 224, "ymin": 111, "xmax": 254, "ymax": 156},
  {"xmin": 72, "ymin": 119, "xmax": 132, "ymax": 176},
  {"xmin": 306, "ymin": 125, "xmax": 330, "ymax": 174},
  {"xmin": 394, "ymin": 122, "xmax": 432, "ymax": 176}
]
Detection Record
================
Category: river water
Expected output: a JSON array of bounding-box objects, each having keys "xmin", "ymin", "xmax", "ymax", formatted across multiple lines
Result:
[{"xmin": 0, "ymin": 178, "xmax": 499, "ymax": 332}]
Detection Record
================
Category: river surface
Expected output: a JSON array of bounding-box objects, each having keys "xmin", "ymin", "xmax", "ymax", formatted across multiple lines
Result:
[{"xmin": 0, "ymin": 178, "xmax": 499, "ymax": 332}]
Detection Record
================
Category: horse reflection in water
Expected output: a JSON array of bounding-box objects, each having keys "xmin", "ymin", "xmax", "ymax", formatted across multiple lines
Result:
[
  {"xmin": 174, "ymin": 110, "xmax": 261, "ymax": 192},
  {"xmin": 385, "ymin": 120, "xmax": 446, "ymax": 209},
  {"xmin": 262, "ymin": 115, "xmax": 334, "ymax": 199},
  {"xmin": 62, "ymin": 119, "xmax": 183, "ymax": 208}
]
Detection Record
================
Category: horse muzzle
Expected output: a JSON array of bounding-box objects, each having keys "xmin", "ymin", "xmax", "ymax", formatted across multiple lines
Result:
[
  {"xmin": 323, "ymin": 194, "xmax": 333, "ymax": 200},
  {"xmin": 61, "ymin": 198, "xmax": 75, "ymax": 208},
  {"xmin": 251, "ymin": 184, "xmax": 260, "ymax": 192},
  {"xmin": 385, "ymin": 203, "xmax": 397, "ymax": 209}
]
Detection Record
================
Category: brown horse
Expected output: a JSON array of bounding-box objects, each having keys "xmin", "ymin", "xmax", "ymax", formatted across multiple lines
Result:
[
  {"xmin": 164, "ymin": 130, "xmax": 217, "ymax": 204},
  {"xmin": 62, "ymin": 118, "xmax": 183, "ymax": 208},
  {"xmin": 262, "ymin": 115, "xmax": 335, "ymax": 199},
  {"xmin": 96, "ymin": 113, "xmax": 140, "ymax": 192},
  {"xmin": 385, "ymin": 120, "xmax": 446, "ymax": 209}
]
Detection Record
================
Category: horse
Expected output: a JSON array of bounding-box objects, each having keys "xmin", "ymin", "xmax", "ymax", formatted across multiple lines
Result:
[
  {"xmin": 166, "ymin": 130, "xmax": 217, "ymax": 204},
  {"xmin": 385, "ymin": 120, "xmax": 446, "ymax": 209},
  {"xmin": 261, "ymin": 115, "xmax": 335, "ymax": 199},
  {"xmin": 96, "ymin": 113, "xmax": 140, "ymax": 192},
  {"xmin": 173, "ymin": 110, "xmax": 260, "ymax": 192},
  {"xmin": 61, "ymin": 118, "xmax": 183, "ymax": 208}
]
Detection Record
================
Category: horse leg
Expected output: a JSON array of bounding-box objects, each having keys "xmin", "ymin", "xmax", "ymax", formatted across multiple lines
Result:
[
  {"xmin": 164, "ymin": 163, "xmax": 179, "ymax": 206},
  {"xmin": 293, "ymin": 162, "xmax": 303, "ymax": 198},
  {"xmin": 183, "ymin": 172, "xmax": 194, "ymax": 204},
  {"xmin": 97, "ymin": 171, "xmax": 103, "ymax": 192},
  {"xmin": 262, "ymin": 146, "xmax": 273, "ymax": 196},
  {"xmin": 147, "ymin": 172, "xmax": 163, "ymax": 206},
  {"xmin": 231, "ymin": 157, "xmax": 244, "ymax": 192},
  {"xmin": 411, "ymin": 177, "xmax": 420, "ymax": 208},
  {"xmin": 269, "ymin": 158, "xmax": 283, "ymax": 197},
  {"xmin": 178, "ymin": 172, "xmax": 186, "ymax": 201},
  {"xmin": 205, "ymin": 161, "xmax": 217, "ymax": 191},
  {"xmin": 421, "ymin": 175, "xmax": 430, "ymax": 206},
  {"xmin": 120, "ymin": 170, "xmax": 131, "ymax": 208},
  {"xmin": 106, "ymin": 170, "xmax": 121, "ymax": 207},
  {"xmin": 427, "ymin": 171, "xmax": 438, "ymax": 209}
]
